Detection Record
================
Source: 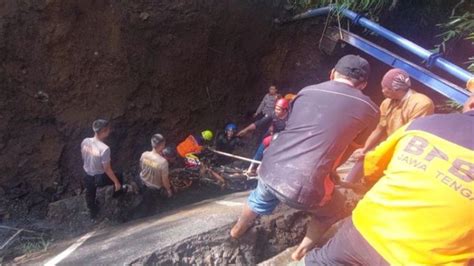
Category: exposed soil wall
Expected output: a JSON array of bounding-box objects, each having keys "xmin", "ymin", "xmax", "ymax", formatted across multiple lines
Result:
[{"xmin": 0, "ymin": 0, "xmax": 329, "ymax": 221}]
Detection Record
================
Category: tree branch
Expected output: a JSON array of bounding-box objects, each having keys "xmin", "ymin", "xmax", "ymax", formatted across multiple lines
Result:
[{"xmin": 451, "ymin": 0, "xmax": 465, "ymax": 17}]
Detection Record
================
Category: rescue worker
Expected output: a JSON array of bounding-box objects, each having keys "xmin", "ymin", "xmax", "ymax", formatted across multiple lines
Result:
[
  {"xmin": 215, "ymin": 123, "xmax": 243, "ymax": 165},
  {"xmin": 230, "ymin": 55, "xmax": 380, "ymax": 261},
  {"xmin": 215, "ymin": 123, "xmax": 242, "ymax": 154},
  {"xmin": 254, "ymin": 84, "xmax": 279, "ymax": 118},
  {"xmin": 345, "ymin": 68, "xmax": 435, "ymax": 183},
  {"xmin": 238, "ymin": 98, "xmax": 289, "ymax": 138},
  {"xmin": 138, "ymin": 134, "xmax": 173, "ymax": 198},
  {"xmin": 80, "ymin": 119, "xmax": 125, "ymax": 219},
  {"xmin": 238, "ymin": 98, "xmax": 290, "ymax": 175},
  {"xmin": 176, "ymin": 130, "xmax": 213, "ymax": 158},
  {"xmin": 284, "ymin": 93, "xmax": 296, "ymax": 102},
  {"xmin": 176, "ymin": 130, "xmax": 226, "ymax": 187},
  {"xmin": 354, "ymin": 68, "xmax": 434, "ymax": 158},
  {"xmin": 305, "ymin": 94, "xmax": 474, "ymax": 265}
]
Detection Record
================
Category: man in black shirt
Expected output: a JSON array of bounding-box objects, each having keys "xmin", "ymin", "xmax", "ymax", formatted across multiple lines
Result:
[
  {"xmin": 237, "ymin": 98, "xmax": 290, "ymax": 174},
  {"xmin": 239, "ymin": 98, "xmax": 289, "ymax": 138},
  {"xmin": 230, "ymin": 55, "xmax": 380, "ymax": 261}
]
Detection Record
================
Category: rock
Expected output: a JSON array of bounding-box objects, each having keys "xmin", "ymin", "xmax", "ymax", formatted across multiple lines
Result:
[
  {"xmin": 47, "ymin": 194, "xmax": 87, "ymax": 222},
  {"xmin": 275, "ymin": 216, "xmax": 287, "ymax": 229},
  {"xmin": 35, "ymin": 91, "xmax": 49, "ymax": 103},
  {"xmin": 47, "ymin": 186, "xmax": 144, "ymax": 227},
  {"xmin": 7, "ymin": 187, "xmax": 28, "ymax": 200},
  {"xmin": 139, "ymin": 12, "xmax": 150, "ymax": 20}
]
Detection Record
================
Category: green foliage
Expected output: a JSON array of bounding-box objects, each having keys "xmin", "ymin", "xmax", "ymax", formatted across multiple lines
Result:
[
  {"xmin": 437, "ymin": 100, "xmax": 464, "ymax": 113},
  {"xmin": 286, "ymin": 0, "xmax": 474, "ymax": 74},
  {"xmin": 435, "ymin": 9, "xmax": 473, "ymax": 112},
  {"xmin": 466, "ymin": 32, "xmax": 474, "ymax": 73},
  {"xmin": 18, "ymin": 237, "xmax": 50, "ymax": 254},
  {"xmin": 287, "ymin": 0, "xmax": 391, "ymax": 17},
  {"xmin": 436, "ymin": 12, "xmax": 474, "ymax": 50},
  {"xmin": 435, "ymin": 11, "xmax": 474, "ymax": 73}
]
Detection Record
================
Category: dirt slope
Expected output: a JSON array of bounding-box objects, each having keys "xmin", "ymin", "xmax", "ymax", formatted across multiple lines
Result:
[{"xmin": 0, "ymin": 0, "xmax": 330, "ymax": 220}]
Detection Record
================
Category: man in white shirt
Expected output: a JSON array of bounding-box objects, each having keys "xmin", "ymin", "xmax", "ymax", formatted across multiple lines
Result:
[
  {"xmin": 139, "ymin": 134, "xmax": 173, "ymax": 198},
  {"xmin": 81, "ymin": 119, "xmax": 123, "ymax": 218}
]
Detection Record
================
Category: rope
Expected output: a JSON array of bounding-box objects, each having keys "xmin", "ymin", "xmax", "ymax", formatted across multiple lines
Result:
[
  {"xmin": 335, "ymin": 0, "xmax": 343, "ymax": 40},
  {"xmin": 208, "ymin": 148, "xmax": 261, "ymax": 164},
  {"xmin": 318, "ymin": 7, "xmax": 333, "ymax": 50}
]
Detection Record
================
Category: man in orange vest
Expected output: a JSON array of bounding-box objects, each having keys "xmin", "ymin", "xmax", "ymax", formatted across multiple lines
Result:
[
  {"xmin": 176, "ymin": 130, "xmax": 214, "ymax": 158},
  {"xmin": 176, "ymin": 130, "xmax": 226, "ymax": 187}
]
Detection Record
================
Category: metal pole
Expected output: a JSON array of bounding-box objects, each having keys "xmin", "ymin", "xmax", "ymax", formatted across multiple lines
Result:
[
  {"xmin": 281, "ymin": 5, "xmax": 474, "ymax": 85},
  {"xmin": 208, "ymin": 148, "xmax": 262, "ymax": 165}
]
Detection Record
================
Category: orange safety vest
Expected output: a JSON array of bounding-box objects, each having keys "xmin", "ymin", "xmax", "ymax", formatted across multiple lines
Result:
[{"xmin": 177, "ymin": 135, "xmax": 202, "ymax": 158}]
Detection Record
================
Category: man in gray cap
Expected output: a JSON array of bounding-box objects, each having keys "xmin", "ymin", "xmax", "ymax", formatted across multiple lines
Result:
[
  {"xmin": 81, "ymin": 119, "xmax": 124, "ymax": 218},
  {"xmin": 353, "ymin": 68, "xmax": 434, "ymax": 160},
  {"xmin": 230, "ymin": 54, "xmax": 380, "ymax": 261},
  {"xmin": 345, "ymin": 68, "xmax": 434, "ymax": 183}
]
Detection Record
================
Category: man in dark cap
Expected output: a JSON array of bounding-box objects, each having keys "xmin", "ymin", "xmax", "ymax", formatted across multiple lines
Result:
[
  {"xmin": 230, "ymin": 54, "xmax": 380, "ymax": 261},
  {"xmin": 353, "ymin": 68, "xmax": 434, "ymax": 160}
]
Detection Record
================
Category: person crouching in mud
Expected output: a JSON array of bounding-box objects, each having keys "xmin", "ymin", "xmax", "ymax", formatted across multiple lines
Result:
[
  {"xmin": 176, "ymin": 130, "xmax": 227, "ymax": 188},
  {"xmin": 138, "ymin": 134, "xmax": 173, "ymax": 198}
]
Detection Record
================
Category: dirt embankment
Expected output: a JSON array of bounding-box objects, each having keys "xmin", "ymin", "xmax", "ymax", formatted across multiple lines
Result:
[{"xmin": 0, "ymin": 0, "xmax": 332, "ymax": 221}]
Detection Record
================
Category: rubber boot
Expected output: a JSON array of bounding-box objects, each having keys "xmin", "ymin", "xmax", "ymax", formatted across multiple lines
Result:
[{"xmin": 230, "ymin": 203, "xmax": 258, "ymax": 239}]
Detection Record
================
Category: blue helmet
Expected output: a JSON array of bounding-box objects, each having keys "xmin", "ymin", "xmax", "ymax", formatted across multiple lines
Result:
[{"xmin": 225, "ymin": 123, "xmax": 237, "ymax": 132}]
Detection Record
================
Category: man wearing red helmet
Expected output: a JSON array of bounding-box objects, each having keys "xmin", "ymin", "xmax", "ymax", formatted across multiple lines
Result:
[
  {"xmin": 238, "ymin": 98, "xmax": 289, "ymax": 138},
  {"xmin": 237, "ymin": 98, "xmax": 290, "ymax": 174}
]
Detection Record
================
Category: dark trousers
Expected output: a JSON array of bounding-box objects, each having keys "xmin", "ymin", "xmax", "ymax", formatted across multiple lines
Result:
[
  {"xmin": 132, "ymin": 175, "xmax": 167, "ymax": 216},
  {"xmin": 84, "ymin": 173, "xmax": 123, "ymax": 211},
  {"xmin": 305, "ymin": 217, "xmax": 388, "ymax": 266}
]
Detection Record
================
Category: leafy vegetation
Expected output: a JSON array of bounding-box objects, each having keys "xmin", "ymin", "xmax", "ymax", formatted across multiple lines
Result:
[
  {"xmin": 434, "ymin": 4, "xmax": 473, "ymax": 111},
  {"xmin": 285, "ymin": 0, "xmax": 473, "ymax": 113},
  {"xmin": 436, "ymin": 11, "xmax": 474, "ymax": 73},
  {"xmin": 286, "ymin": 0, "xmax": 474, "ymax": 74},
  {"xmin": 287, "ymin": 0, "xmax": 391, "ymax": 18}
]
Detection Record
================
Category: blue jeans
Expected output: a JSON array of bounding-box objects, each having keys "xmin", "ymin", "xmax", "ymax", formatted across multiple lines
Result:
[
  {"xmin": 247, "ymin": 180, "xmax": 280, "ymax": 215},
  {"xmin": 252, "ymin": 142, "xmax": 265, "ymax": 162},
  {"xmin": 248, "ymin": 179, "xmax": 348, "ymax": 225}
]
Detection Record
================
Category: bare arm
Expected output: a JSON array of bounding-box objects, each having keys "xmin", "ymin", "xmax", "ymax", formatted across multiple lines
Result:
[
  {"xmin": 161, "ymin": 163, "xmax": 172, "ymax": 197},
  {"xmin": 237, "ymin": 123, "xmax": 256, "ymax": 137},
  {"xmin": 364, "ymin": 124, "xmax": 408, "ymax": 183},
  {"xmin": 363, "ymin": 124, "xmax": 387, "ymax": 152},
  {"xmin": 103, "ymin": 162, "xmax": 121, "ymax": 191}
]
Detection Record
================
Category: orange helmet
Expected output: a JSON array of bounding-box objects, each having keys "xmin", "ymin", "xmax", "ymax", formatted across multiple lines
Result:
[
  {"xmin": 467, "ymin": 78, "xmax": 474, "ymax": 92},
  {"xmin": 284, "ymin": 93, "xmax": 296, "ymax": 102}
]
